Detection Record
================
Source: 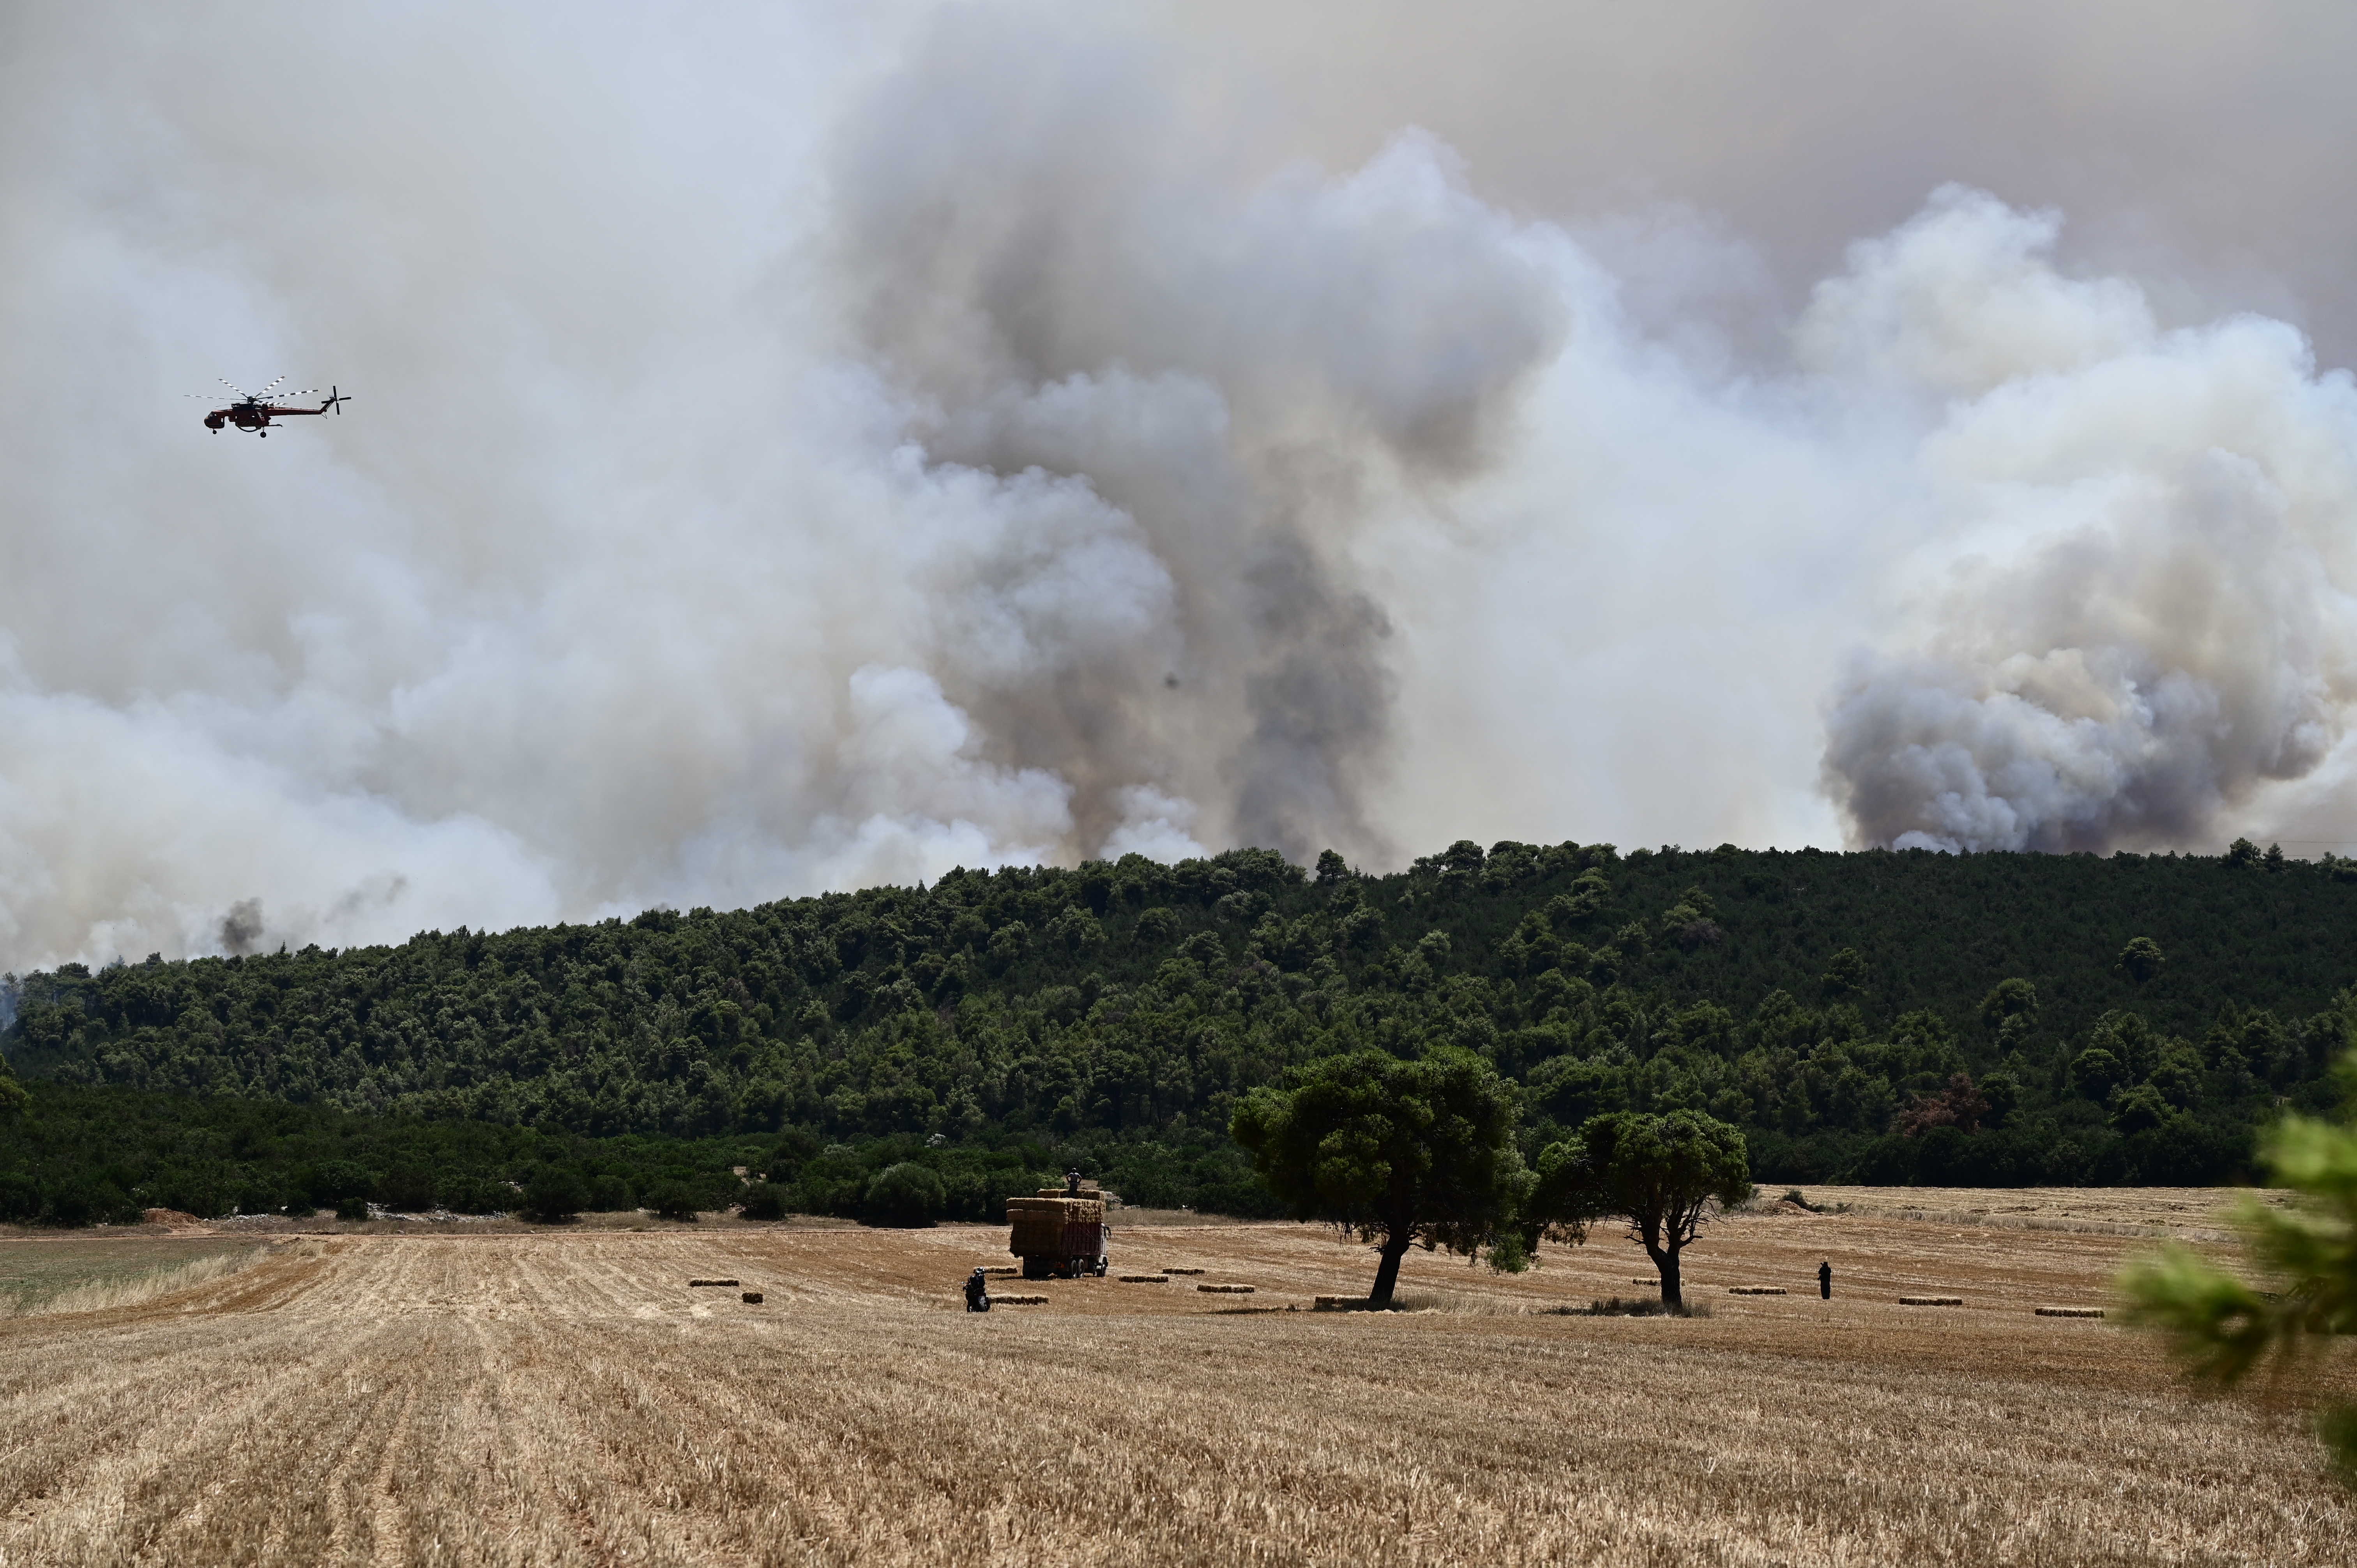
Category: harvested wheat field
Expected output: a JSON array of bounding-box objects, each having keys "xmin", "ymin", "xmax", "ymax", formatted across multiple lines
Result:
[{"xmin": 3, "ymin": 1190, "xmax": 2352, "ymax": 1566}]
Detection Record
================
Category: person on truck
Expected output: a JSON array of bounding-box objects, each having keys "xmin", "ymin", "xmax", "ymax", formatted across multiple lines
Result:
[
  {"xmin": 965, "ymin": 1267, "xmax": 991, "ymax": 1312},
  {"xmin": 1065, "ymin": 1168, "xmax": 1082, "ymax": 1196}
]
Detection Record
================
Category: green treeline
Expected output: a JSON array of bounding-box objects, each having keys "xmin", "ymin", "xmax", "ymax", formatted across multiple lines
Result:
[
  {"xmin": 0, "ymin": 1079, "xmax": 1271, "ymax": 1228},
  {"xmin": 6, "ymin": 837, "xmax": 2356, "ymax": 1224}
]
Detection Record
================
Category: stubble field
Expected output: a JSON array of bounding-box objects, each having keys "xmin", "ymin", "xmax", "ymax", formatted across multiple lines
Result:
[{"xmin": 2, "ymin": 1190, "xmax": 2350, "ymax": 1566}]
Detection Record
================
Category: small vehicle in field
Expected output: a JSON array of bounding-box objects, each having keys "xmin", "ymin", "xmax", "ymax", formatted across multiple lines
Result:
[{"xmin": 1007, "ymin": 1174, "xmax": 1112, "ymax": 1279}]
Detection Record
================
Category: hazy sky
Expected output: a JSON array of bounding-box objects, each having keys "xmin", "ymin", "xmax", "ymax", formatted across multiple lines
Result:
[
  {"xmin": 1177, "ymin": 2, "xmax": 2357, "ymax": 367},
  {"xmin": 2, "ymin": 2, "xmax": 2353, "ymax": 970}
]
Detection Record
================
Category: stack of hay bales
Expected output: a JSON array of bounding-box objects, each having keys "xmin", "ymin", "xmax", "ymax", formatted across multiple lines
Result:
[{"xmin": 1006, "ymin": 1189, "xmax": 1106, "ymax": 1263}]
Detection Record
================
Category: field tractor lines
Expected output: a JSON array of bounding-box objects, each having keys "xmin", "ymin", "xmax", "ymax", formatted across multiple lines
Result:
[{"xmin": 0, "ymin": 1211, "xmax": 2351, "ymax": 1564}]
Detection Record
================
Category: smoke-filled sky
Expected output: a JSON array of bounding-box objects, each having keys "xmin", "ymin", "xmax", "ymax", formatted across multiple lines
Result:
[{"xmin": 4, "ymin": 1, "xmax": 2356, "ymax": 969}]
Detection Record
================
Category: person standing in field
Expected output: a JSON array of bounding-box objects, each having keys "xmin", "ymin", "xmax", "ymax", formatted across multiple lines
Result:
[
  {"xmin": 1818, "ymin": 1260, "xmax": 1832, "ymax": 1300},
  {"xmin": 965, "ymin": 1268, "xmax": 991, "ymax": 1312}
]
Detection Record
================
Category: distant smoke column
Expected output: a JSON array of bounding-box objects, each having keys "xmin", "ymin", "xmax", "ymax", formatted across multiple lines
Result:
[
  {"xmin": 1812, "ymin": 190, "xmax": 2357, "ymax": 852},
  {"xmin": 217, "ymin": 898, "xmax": 266, "ymax": 957},
  {"xmin": 823, "ymin": 14, "xmax": 1564, "ymax": 865}
]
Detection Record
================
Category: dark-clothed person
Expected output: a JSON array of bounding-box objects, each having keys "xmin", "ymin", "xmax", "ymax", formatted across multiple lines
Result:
[
  {"xmin": 1818, "ymin": 1260, "xmax": 1832, "ymax": 1300},
  {"xmin": 965, "ymin": 1268, "xmax": 991, "ymax": 1312}
]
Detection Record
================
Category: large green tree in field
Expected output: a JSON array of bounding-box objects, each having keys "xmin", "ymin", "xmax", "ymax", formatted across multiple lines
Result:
[
  {"xmin": 1537, "ymin": 1110, "xmax": 1752, "ymax": 1308},
  {"xmin": 2120, "ymin": 1054, "xmax": 2357, "ymax": 1482},
  {"xmin": 1231, "ymin": 1047, "xmax": 1528, "ymax": 1306}
]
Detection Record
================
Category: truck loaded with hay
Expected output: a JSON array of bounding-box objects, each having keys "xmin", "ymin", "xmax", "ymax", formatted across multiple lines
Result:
[{"xmin": 1007, "ymin": 1179, "xmax": 1113, "ymax": 1278}]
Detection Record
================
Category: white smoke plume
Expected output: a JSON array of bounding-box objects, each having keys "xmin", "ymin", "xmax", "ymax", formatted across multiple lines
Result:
[
  {"xmin": 1814, "ymin": 191, "xmax": 2357, "ymax": 851},
  {"xmin": 0, "ymin": 4, "xmax": 1563, "ymax": 966},
  {"xmin": 3, "ymin": 4, "xmax": 2356, "ymax": 971}
]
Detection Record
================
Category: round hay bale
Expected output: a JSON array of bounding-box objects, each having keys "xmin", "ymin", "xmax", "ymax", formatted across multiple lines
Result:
[
  {"xmin": 1728, "ymin": 1286, "xmax": 1787, "ymax": 1295},
  {"xmin": 2035, "ymin": 1305, "xmax": 2106, "ymax": 1318},
  {"xmin": 1898, "ymin": 1295, "xmax": 1964, "ymax": 1307},
  {"xmin": 741, "ymin": 1291, "xmax": 763, "ymax": 1304},
  {"xmin": 1163, "ymin": 1266, "xmax": 1206, "ymax": 1275},
  {"xmin": 994, "ymin": 1293, "xmax": 1050, "ymax": 1306},
  {"xmin": 1196, "ymin": 1283, "xmax": 1255, "ymax": 1294},
  {"xmin": 1117, "ymin": 1274, "xmax": 1169, "ymax": 1284}
]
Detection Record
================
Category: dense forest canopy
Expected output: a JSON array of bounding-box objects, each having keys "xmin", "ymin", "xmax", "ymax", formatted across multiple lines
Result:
[{"xmin": 6, "ymin": 837, "xmax": 2355, "ymax": 1224}]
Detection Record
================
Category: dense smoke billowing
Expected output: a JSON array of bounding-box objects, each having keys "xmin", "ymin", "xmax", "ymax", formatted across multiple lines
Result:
[
  {"xmin": 1813, "ymin": 192, "xmax": 2357, "ymax": 851},
  {"xmin": 825, "ymin": 16, "xmax": 1562, "ymax": 864},
  {"xmin": 2, "ymin": 4, "xmax": 2355, "ymax": 971}
]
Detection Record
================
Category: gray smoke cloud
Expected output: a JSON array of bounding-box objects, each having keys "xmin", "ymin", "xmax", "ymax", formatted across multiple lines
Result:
[
  {"xmin": 217, "ymin": 899, "xmax": 267, "ymax": 958},
  {"xmin": 825, "ymin": 14, "xmax": 1562, "ymax": 863},
  {"xmin": 0, "ymin": 3, "xmax": 1567, "ymax": 967},
  {"xmin": 3, "ymin": 2, "xmax": 2357, "ymax": 972},
  {"xmin": 1811, "ymin": 191, "xmax": 2357, "ymax": 851}
]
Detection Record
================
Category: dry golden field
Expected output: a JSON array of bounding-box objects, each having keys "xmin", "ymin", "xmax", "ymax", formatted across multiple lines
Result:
[{"xmin": 3, "ymin": 1190, "xmax": 2351, "ymax": 1566}]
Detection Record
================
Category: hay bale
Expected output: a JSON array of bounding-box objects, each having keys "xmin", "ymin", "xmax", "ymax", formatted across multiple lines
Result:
[
  {"xmin": 1630, "ymin": 1277, "xmax": 1660, "ymax": 1285},
  {"xmin": 994, "ymin": 1293, "xmax": 1050, "ymax": 1305},
  {"xmin": 1006, "ymin": 1195, "xmax": 1104, "ymax": 1255},
  {"xmin": 1163, "ymin": 1266, "xmax": 1206, "ymax": 1275},
  {"xmin": 1196, "ymin": 1283, "xmax": 1256, "ymax": 1294},
  {"xmin": 741, "ymin": 1291, "xmax": 763, "ymax": 1304},
  {"xmin": 1117, "ymin": 1274, "xmax": 1169, "ymax": 1284},
  {"xmin": 1898, "ymin": 1295, "xmax": 1964, "ymax": 1307},
  {"xmin": 687, "ymin": 1279, "xmax": 740, "ymax": 1288},
  {"xmin": 1314, "ymin": 1295, "xmax": 1370, "ymax": 1311},
  {"xmin": 2035, "ymin": 1305, "xmax": 2106, "ymax": 1318},
  {"xmin": 981, "ymin": 1266, "xmax": 1021, "ymax": 1277},
  {"xmin": 1728, "ymin": 1286, "xmax": 1787, "ymax": 1295}
]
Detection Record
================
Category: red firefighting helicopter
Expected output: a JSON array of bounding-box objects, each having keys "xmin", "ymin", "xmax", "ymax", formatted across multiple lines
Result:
[{"xmin": 190, "ymin": 377, "xmax": 349, "ymax": 436}]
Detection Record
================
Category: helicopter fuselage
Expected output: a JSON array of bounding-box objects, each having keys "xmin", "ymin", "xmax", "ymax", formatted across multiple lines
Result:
[{"xmin": 203, "ymin": 397, "xmax": 338, "ymax": 434}]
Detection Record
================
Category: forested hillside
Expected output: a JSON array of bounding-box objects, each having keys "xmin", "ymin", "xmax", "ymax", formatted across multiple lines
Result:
[{"xmin": 7, "ymin": 837, "xmax": 2356, "ymax": 1223}]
